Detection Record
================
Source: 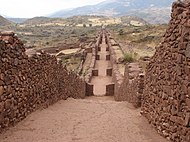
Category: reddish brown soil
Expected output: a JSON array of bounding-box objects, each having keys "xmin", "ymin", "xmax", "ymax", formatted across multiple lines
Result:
[{"xmin": 0, "ymin": 97, "xmax": 167, "ymax": 142}]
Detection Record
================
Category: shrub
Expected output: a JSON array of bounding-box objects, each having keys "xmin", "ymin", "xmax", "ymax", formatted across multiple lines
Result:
[
  {"xmin": 123, "ymin": 53, "xmax": 135, "ymax": 63},
  {"xmin": 118, "ymin": 29, "xmax": 124, "ymax": 35}
]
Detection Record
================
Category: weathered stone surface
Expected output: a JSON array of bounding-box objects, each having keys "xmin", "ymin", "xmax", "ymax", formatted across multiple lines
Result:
[
  {"xmin": 184, "ymin": 113, "xmax": 190, "ymax": 127},
  {"xmin": 0, "ymin": 32, "xmax": 86, "ymax": 133},
  {"xmin": 83, "ymin": 38, "xmax": 101, "ymax": 84},
  {"xmin": 0, "ymin": 86, "xmax": 4, "ymax": 96},
  {"xmin": 0, "ymin": 102, "xmax": 4, "ymax": 112},
  {"xmin": 106, "ymin": 33, "xmax": 144, "ymax": 107},
  {"xmin": 141, "ymin": 1, "xmax": 190, "ymax": 142},
  {"xmin": 185, "ymin": 43, "xmax": 190, "ymax": 58}
]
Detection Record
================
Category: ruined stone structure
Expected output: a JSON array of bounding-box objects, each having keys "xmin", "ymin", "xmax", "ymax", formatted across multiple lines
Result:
[
  {"xmin": 84, "ymin": 33, "xmax": 102, "ymax": 96},
  {"xmin": 0, "ymin": 32, "xmax": 85, "ymax": 132},
  {"xmin": 141, "ymin": 1, "xmax": 190, "ymax": 141},
  {"xmin": 105, "ymin": 33, "xmax": 144, "ymax": 107},
  {"xmin": 2, "ymin": 1, "xmax": 190, "ymax": 140},
  {"xmin": 115, "ymin": 64, "xmax": 144, "ymax": 107}
]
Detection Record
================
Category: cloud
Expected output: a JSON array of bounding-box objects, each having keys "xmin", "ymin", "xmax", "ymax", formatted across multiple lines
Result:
[{"xmin": 0, "ymin": 0, "xmax": 105, "ymax": 18}]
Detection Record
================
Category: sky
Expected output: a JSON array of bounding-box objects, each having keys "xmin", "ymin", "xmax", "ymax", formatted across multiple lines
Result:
[{"xmin": 0, "ymin": 0, "xmax": 105, "ymax": 18}]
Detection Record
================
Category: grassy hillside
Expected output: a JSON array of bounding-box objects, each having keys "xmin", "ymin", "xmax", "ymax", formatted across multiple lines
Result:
[
  {"xmin": 110, "ymin": 24, "xmax": 168, "ymax": 58},
  {"xmin": 19, "ymin": 15, "xmax": 148, "ymax": 28}
]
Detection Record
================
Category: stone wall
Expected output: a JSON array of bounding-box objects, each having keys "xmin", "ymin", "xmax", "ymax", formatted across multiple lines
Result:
[
  {"xmin": 84, "ymin": 45, "xmax": 97, "ymax": 83},
  {"xmin": 106, "ymin": 33, "xmax": 144, "ymax": 107},
  {"xmin": 116, "ymin": 63, "xmax": 144, "ymax": 107},
  {"xmin": 84, "ymin": 33, "xmax": 102, "ymax": 83},
  {"xmin": 84, "ymin": 33, "xmax": 103, "ymax": 96},
  {"xmin": 0, "ymin": 32, "xmax": 85, "ymax": 132},
  {"xmin": 84, "ymin": 46, "xmax": 96, "ymax": 96},
  {"xmin": 107, "ymin": 36, "xmax": 123, "ymax": 98},
  {"xmin": 141, "ymin": 1, "xmax": 190, "ymax": 141}
]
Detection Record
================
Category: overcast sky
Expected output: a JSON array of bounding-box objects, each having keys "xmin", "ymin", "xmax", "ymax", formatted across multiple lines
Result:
[{"xmin": 0, "ymin": 0, "xmax": 105, "ymax": 18}]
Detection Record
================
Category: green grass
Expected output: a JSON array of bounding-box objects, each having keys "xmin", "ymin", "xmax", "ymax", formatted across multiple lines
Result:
[{"xmin": 123, "ymin": 53, "xmax": 135, "ymax": 63}]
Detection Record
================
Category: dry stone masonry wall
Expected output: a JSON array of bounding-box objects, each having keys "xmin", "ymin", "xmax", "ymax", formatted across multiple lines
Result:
[
  {"xmin": 84, "ymin": 33, "xmax": 102, "ymax": 83},
  {"xmin": 106, "ymin": 33, "xmax": 144, "ymax": 107},
  {"xmin": 84, "ymin": 45, "xmax": 97, "ymax": 83},
  {"xmin": 141, "ymin": 1, "xmax": 190, "ymax": 141},
  {"xmin": 0, "ymin": 32, "xmax": 85, "ymax": 132},
  {"xmin": 116, "ymin": 63, "xmax": 144, "ymax": 108}
]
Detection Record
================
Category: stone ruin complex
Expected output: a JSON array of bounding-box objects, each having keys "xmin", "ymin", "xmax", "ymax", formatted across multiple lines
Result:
[{"xmin": 0, "ymin": 1, "xmax": 190, "ymax": 141}]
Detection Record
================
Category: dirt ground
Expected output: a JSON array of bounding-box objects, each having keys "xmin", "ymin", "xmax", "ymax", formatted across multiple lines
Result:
[{"xmin": 0, "ymin": 97, "xmax": 167, "ymax": 142}]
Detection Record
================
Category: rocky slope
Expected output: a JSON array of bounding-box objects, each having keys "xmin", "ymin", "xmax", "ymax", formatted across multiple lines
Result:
[
  {"xmin": 0, "ymin": 15, "xmax": 12, "ymax": 26},
  {"xmin": 50, "ymin": 0, "xmax": 175, "ymax": 23}
]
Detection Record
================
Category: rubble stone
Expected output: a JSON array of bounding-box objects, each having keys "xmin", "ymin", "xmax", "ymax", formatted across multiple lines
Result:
[
  {"xmin": 0, "ymin": 32, "xmax": 85, "ymax": 133},
  {"xmin": 141, "ymin": 1, "xmax": 190, "ymax": 141}
]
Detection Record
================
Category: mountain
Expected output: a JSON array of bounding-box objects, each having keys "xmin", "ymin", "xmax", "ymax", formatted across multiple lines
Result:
[
  {"xmin": 50, "ymin": 0, "xmax": 175, "ymax": 24},
  {"xmin": 127, "ymin": 7, "xmax": 172, "ymax": 24},
  {"xmin": 8, "ymin": 18, "xmax": 28, "ymax": 24},
  {"xmin": 0, "ymin": 15, "xmax": 13, "ymax": 26},
  {"xmin": 23, "ymin": 17, "xmax": 56, "ymax": 25}
]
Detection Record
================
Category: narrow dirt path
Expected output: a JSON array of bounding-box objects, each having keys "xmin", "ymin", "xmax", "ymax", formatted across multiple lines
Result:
[
  {"xmin": 90, "ymin": 34, "xmax": 113, "ymax": 96},
  {"xmin": 0, "ymin": 97, "xmax": 167, "ymax": 142}
]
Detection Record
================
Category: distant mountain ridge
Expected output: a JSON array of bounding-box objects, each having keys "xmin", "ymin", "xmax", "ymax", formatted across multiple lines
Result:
[
  {"xmin": 8, "ymin": 18, "xmax": 28, "ymax": 23},
  {"xmin": 0, "ymin": 15, "xmax": 12, "ymax": 26},
  {"xmin": 23, "ymin": 17, "xmax": 58, "ymax": 25},
  {"xmin": 50, "ymin": 0, "xmax": 175, "ymax": 24}
]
